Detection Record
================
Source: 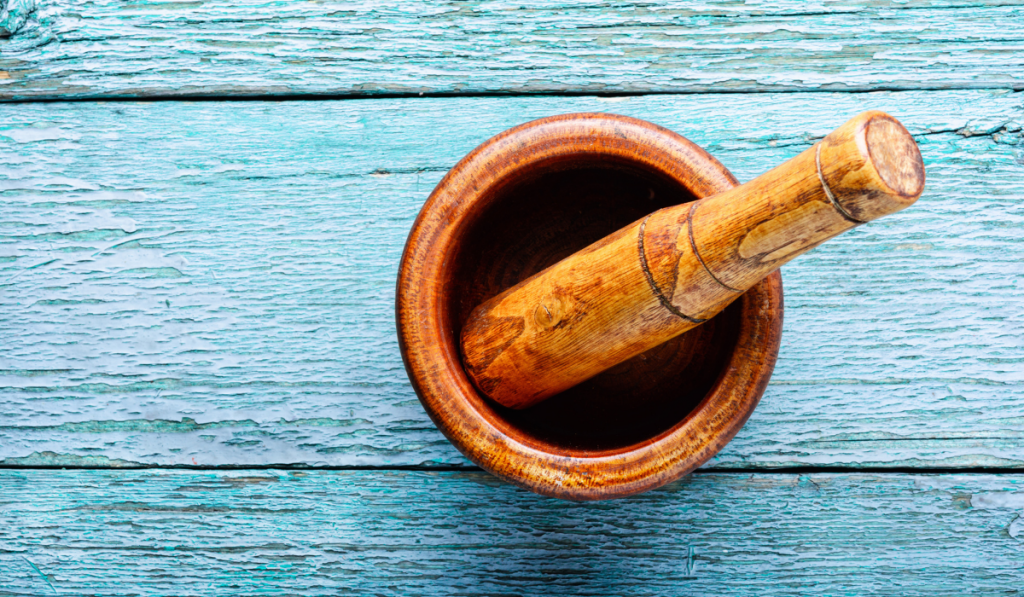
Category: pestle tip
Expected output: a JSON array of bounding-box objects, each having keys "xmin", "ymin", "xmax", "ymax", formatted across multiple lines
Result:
[
  {"xmin": 865, "ymin": 114, "xmax": 925, "ymax": 200},
  {"xmin": 819, "ymin": 111, "xmax": 925, "ymax": 223}
]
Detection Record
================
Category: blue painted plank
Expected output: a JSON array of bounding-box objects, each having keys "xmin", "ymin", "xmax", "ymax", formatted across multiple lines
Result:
[
  {"xmin": 2, "ymin": 0, "xmax": 1024, "ymax": 100},
  {"xmin": 2, "ymin": 469, "xmax": 1024, "ymax": 595},
  {"xmin": 1, "ymin": 90, "xmax": 1022, "ymax": 468}
]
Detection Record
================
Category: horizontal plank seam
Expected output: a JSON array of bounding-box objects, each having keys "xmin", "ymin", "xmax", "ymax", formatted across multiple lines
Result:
[
  {"xmin": 575, "ymin": 4, "xmax": 1024, "ymax": 19},
  {"xmin": 2, "ymin": 85, "xmax": 1023, "ymax": 104},
  {"xmin": 3, "ymin": 464, "xmax": 1024, "ymax": 475}
]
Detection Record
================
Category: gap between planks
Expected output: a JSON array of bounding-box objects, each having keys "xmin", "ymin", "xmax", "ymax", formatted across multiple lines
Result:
[
  {"xmin": 2, "ymin": 85, "xmax": 1024, "ymax": 104},
  {"xmin": 4, "ymin": 464, "xmax": 1024, "ymax": 475}
]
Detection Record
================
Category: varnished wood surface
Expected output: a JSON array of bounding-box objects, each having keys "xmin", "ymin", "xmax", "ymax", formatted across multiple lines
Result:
[
  {"xmin": 399, "ymin": 112, "xmax": 782, "ymax": 497},
  {"xmin": 461, "ymin": 111, "xmax": 922, "ymax": 407},
  {"xmin": 450, "ymin": 113, "xmax": 758, "ymax": 411},
  {"xmin": 4, "ymin": 469, "xmax": 1024, "ymax": 595},
  {"xmin": 2, "ymin": 90, "xmax": 1022, "ymax": 468},
  {"xmin": 2, "ymin": 0, "xmax": 1024, "ymax": 100}
]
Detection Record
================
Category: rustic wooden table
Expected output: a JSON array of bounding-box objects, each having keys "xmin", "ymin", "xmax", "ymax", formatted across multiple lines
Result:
[{"xmin": 2, "ymin": 1, "xmax": 1023, "ymax": 594}]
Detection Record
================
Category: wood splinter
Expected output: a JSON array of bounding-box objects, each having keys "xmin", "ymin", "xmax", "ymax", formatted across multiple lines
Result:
[{"xmin": 461, "ymin": 110, "xmax": 925, "ymax": 409}]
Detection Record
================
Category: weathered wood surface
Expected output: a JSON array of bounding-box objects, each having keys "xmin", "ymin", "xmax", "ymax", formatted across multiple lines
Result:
[
  {"xmin": 3, "ymin": 0, "xmax": 1024, "ymax": 100},
  {"xmin": 2, "ymin": 469, "xmax": 1024, "ymax": 595},
  {"xmin": 2, "ymin": 90, "xmax": 1023, "ymax": 468}
]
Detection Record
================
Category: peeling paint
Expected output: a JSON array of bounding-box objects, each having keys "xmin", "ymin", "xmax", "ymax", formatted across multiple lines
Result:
[
  {"xmin": 1, "ymin": 1, "xmax": 1024, "ymax": 100},
  {"xmin": 0, "ymin": 471, "xmax": 1022, "ymax": 593},
  {"xmin": 971, "ymin": 492, "xmax": 1024, "ymax": 509},
  {"xmin": 1, "ymin": 91, "xmax": 1022, "ymax": 469}
]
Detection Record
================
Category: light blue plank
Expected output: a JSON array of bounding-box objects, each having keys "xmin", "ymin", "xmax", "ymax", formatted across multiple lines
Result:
[
  {"xmin": 2, "ymin": 469, "xmax": 1024, "ymax": 595},
  {"xmin": 1, "ymin": 90, "xmax": 1022, "ymax": 467},
  {"xmin": 2, "ymin": 0, "xmax": 1024, "ymax": 100}
]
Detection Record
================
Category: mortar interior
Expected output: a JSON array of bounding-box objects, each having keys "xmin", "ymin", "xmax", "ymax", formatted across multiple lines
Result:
[{"xmin": 450, "ymin": 160, "xmax": 742, "ymax": 452}]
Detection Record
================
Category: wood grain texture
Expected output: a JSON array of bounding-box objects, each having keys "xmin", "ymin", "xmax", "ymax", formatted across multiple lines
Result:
[
  {"xmin": 398, "ymin": 113, "xmax": 781, "ymax": 498},
  {"xmin": 462, "ymin": 111, "xmax": 922, "ymax": 407},
  {"xmin": 448, "ymin": 112, "xmax": 759, "ymax": 411},
  {"xmin": 1, "ymin": 90, "xmax": 1022, "ymax": 468},
  {"xmin": 2, "ymin": 0, "xmax": 1024, "ymax": 100},
  {"xmin": 3, "ymin": 469, "xmax": 1024, "ymax": 595}
]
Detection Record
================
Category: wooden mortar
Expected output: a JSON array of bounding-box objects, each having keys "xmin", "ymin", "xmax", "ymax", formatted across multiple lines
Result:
[{"xmin": 397, "ymin": 113, "xmax": 788, "ymax": 500}]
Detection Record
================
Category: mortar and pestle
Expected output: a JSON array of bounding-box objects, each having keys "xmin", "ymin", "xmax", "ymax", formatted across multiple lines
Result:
[{"xmin": 397, "ymin": 111, "xmax": 924, "ymax": 500}]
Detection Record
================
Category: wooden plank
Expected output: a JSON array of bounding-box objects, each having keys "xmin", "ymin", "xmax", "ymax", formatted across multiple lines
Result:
[
  {"xmin": 1, "ymin": 90, "xmax": 1022, "ymax": 468},
  {"xmin": 2, "ymin": 0, "xmax": 1024, "ymax": 100},
  {"xmin": 2, "ymin": 469, "xmax": 1024, "ymax": 594}
]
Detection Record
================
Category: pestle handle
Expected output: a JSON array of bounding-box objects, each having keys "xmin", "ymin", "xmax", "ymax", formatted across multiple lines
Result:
[{"xmin": 461, "ymin": 111, "xmax": 925, "ymax": 409}]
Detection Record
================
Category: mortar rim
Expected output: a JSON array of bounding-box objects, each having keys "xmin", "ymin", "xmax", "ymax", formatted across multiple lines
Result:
[{"xmin": 396, "ymin": 113, "xmax": 783, "ymax": 500}]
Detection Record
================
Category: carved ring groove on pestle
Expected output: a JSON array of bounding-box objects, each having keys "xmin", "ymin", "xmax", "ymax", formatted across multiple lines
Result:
[
  {"xmin": 686, "ymin": 202, "xmax": 743, "ymax": 293},
  {"xmin": 458, "ymin": 110, "xmax": 923, "ymax": 411},
  {"xmin": 637, "ymin": 215, "xmax": 706, "ymax": 324},
  {"xmin": 816, "ymin": 143, "xmax": 867, "ymax": 224}
]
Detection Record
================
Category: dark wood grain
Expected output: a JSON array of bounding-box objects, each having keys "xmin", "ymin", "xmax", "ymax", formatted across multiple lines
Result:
[{"xmin": 397, "ymin": 113, "xmax": 783, "ymax": 499}]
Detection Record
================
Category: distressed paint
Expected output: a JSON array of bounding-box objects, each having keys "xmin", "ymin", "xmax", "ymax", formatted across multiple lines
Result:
[
  {"xmin": 0, "ymin": 1, "xmax": 1020, "ymax": 591},
  {"xmin": 1, "ymin": 90, "xmax": 1022, "ymax": 468},
  {"xmin": 1, "ymin": 0, "xmax": 1024, "ymax": 100},
  {"xmin": 2, "ymin": 470, "xmax": 1024, "ymax": 594}
]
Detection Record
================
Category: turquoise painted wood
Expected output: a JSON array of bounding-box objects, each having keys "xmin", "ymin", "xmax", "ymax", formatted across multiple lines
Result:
[
  {"xmin": 1, "ymin": 90, "xmax": 1022, "ymax": 468},
  {"xmin": 3, "ymin": 1, "xmax": 1024, "ymax": 593},
  {"xmin": 3, "ymin": 470, "xmax": 1024, "ymax": 594},
  {"xmin": 2, "ymin": 0, "xmax": 1024, "ymax": 100}
]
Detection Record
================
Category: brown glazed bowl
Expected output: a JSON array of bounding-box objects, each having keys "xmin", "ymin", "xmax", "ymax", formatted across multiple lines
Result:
[{"xmin": 397, "ymin": 113, "xmax": 783, "ymax": 501}]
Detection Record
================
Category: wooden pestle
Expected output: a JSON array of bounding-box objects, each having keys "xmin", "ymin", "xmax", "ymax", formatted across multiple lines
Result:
[{"xmin": 461, "ymin": 111, "xmax": 925, "ymax": 409}]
